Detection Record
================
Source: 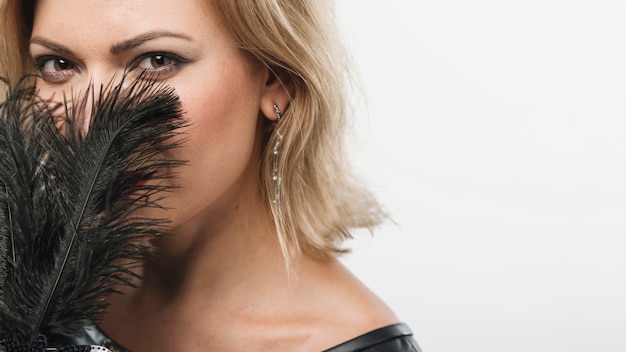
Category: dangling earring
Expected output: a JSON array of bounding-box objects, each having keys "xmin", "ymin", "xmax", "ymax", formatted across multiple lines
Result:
[{"xmin": 272, "ymin": 104, "xmax": 284, "ymax": 212}]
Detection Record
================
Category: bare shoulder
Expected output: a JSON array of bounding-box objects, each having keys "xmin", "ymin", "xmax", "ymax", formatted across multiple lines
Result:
[
  {"xmin": 296, "ymin": 257, "xmax": 400, "ymax": 350},
  {"xmin": 213, "ymin": 257, "xmax": 401, "ymax": 351}
]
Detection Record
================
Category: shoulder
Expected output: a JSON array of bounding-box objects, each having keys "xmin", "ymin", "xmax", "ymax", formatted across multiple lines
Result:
[
  {"xmin": 209, "ymin": 256, "xmax": 403, "ymax": 351},
  {"xmin": 292, "ymin": 257, "xmax": 402, "ymax": 351}
]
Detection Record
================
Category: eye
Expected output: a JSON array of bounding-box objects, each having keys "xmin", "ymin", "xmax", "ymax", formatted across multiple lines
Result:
[
  {"xmin": 34, "ymin": 56, "xmax": 78, "ymax": 83},
  {"xmin": 139, "ymin": 55, "xmax": 173, "ymax": 69},
  {"xmin": 131, "ymin": 52, "xmax": 188, "ymax": 77}
]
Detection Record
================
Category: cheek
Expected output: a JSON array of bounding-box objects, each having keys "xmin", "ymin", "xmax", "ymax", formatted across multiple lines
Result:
[
  {"xmin": 176, "ymin": 81, "xmax": 259, "ymax": 173},
  {"xmin": 160, "ymin": 74, "xmax": 264, "ymax": 224},
  {"xmin": 177, "ymin": 63, "xmax": 266, "ymax": 156}
]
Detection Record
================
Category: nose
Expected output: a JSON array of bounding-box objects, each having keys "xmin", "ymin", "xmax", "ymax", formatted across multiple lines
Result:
[{"xmin": 86, "ymin": 66, "xmax": 128, "ymax": 94}]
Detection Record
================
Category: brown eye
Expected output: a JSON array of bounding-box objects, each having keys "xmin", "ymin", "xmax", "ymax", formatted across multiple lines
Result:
[
  {"xmin": 150, "ymin": 55, "xmax": 172, "ymax": 68},
  {"xmin": 138, "ymin": 54, "xmax": 174, "ymax": 70},
  {"xmin": 53, "ymin": 58, "xmax": 72, "ymax": 71},
  {"xmin": 34, "ymin": 56, "xmax": 78, "ymax": 83},
  {"xmin": 132, "ymin": 52, "xmax": 187, "ymax": 78},
  {"xmin": 37, "ymin": 57, "xmax": 75, "ymax": 73}
]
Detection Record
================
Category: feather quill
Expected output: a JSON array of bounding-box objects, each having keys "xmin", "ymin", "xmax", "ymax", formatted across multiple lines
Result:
[{"xmin": 0, "ymin": 76, "xmax": 186, "ymax": 349}]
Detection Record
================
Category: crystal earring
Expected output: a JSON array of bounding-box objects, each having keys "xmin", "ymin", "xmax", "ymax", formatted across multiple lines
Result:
[
  {"xmin": 272, "ymin": 104, "xmax": 284, "ymax": 211},
  {"xmin": 273, "ymin": 103, "xmax": 283, "ymax": 120}
]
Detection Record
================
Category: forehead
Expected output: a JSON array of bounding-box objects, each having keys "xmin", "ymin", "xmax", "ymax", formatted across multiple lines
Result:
[{"xmin": 31, "ymin": 0, "xmax": 215, "ymax": 42}]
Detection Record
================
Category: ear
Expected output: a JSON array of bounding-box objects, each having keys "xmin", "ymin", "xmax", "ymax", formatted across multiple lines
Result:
[{"xmin": 260, "ymin": 70, "xmax": 291, "ymax": 122}]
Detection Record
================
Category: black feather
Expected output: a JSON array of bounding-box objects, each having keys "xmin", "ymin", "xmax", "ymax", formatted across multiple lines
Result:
[{"xmin": 0, "ymin": 76, "xmax": 186, "ymax": 347}]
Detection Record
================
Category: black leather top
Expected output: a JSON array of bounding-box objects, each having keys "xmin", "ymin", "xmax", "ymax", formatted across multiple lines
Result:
[
  {"xmin": 51, "ymin": 323, "xmax": 422, "ymax": 352},
  {"xmin": 323, "ymin": 323, "xmax": 422, "ymax": 352}
]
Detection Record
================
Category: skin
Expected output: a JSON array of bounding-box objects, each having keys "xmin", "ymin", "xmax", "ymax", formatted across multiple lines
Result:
[{"xmin": 30, "ymin": 0, "xmax": 398, "ymax": 350}]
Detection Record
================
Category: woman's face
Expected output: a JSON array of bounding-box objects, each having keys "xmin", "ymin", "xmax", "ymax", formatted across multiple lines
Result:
[{"xmin": 30, "ymin": 0, "xmax": 284, "ymax": 230}]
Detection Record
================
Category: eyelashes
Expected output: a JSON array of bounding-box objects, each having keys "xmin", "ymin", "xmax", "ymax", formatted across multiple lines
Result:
[{"xmin": 33, "ymin": 52, "xmax": 190, "ymax": 84}]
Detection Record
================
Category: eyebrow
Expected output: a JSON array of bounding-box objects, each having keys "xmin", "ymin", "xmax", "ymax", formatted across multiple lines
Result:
[
  {"xmin": 110, "ymin": 31, "xmax": 193, "ymax": 55},
  {"xmin": 29, "ymin": 37, "xmax": 75, "ymax": 55},
  {"xmin": 30, "ymin": 31, "xmax": 193, "ymax": 56}
]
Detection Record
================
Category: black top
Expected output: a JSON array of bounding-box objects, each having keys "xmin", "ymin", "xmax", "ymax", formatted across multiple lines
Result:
[
  {"xmin": 51, "ymin": 323, "xmax": 422, "ymax": 352},
  {"xmin": 324, "ymin": 323, "xmax": 422, "ymax": 352}
]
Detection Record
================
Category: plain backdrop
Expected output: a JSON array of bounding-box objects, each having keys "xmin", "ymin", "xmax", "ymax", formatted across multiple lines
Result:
[{"xmin": 335, "ymin": 1, "xmax": 626, "ymax": 351}]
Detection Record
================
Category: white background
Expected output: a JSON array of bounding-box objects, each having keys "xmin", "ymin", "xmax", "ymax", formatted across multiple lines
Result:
[{"xmin": 336, "ymin": 1, "xmax": 626, "ymax": 351}]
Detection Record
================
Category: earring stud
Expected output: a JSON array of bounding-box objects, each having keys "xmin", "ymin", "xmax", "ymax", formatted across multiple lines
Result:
[{"xmin": 273, "ymin": 104, "xmax": 282, "ymax": 120}]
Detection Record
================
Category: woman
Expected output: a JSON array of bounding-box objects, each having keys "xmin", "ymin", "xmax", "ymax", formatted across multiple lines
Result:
[{"xmin": 0, "ymin": 0, "xmax": 421, "ymax": 351}]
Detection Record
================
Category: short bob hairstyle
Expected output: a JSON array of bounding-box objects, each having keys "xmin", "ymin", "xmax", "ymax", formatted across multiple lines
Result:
[{"xmin": 0, "ymin": 0, "xmax": 385, "ymax": 263}]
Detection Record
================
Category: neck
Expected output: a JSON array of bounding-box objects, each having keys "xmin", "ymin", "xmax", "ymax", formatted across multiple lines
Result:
[{"xmin": 135, "ymin": 193, "xmax": 290, "ymax": 309}]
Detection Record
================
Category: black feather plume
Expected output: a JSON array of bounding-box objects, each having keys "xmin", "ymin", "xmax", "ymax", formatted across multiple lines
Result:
[{"xmin": 0, "ymin": 76, "xmax": 186, "ymax": 348}]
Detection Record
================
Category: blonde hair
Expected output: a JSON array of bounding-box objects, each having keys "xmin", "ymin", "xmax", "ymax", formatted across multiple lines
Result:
[
  {"xmin": 0, "ymin": 1, "xmax": 35, "ymax": 92},
  {"xmin": 0, "ymin": 0, "xmax": 386, "ymax": 262}
]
